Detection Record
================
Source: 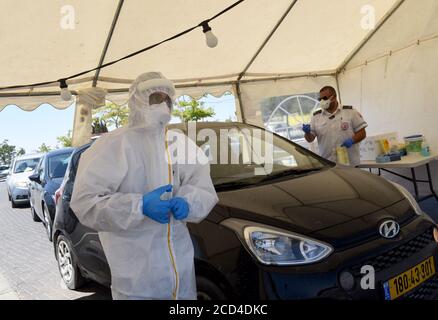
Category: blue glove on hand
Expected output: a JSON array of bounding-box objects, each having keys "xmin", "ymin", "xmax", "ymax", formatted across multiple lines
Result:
[
  {"xmin": 170, "ymin": 197, "xmax": 189, "ymax": 220},
  {"xmin": 341, "ymin": 138, "xmax": 355, "ymax": 149},
  {"xmin": 302, "ymin": 124, "xmax": 311, "ymax": 134},
  {"xmin": 142, "ymin": 184, "xmax": 173, "ymax": 224}
]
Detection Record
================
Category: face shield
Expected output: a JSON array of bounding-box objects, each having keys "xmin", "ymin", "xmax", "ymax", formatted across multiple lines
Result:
[
  {"xmin": 128, "ymin": 72, "xmax": 176, "ymax": 128},
  {"xmin": 133, "ymin": 77, "xmax": 175, "ymax": 108},
  {"xmin": 148, "ymin": 91, "xmax": 173, "ymax": 110}
]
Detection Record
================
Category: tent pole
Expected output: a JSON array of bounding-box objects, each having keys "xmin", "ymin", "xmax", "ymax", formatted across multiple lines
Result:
[
  {"xmin": 235, "ymin": 82, "xmax": 246, "ymax": 123},
  {"xmin": 337, "ymin": 0, "xmax": 405, "ymax": 73},
  {"xmin": 235, "ymin": 0, "xmax": 298, "ymax": 123},
  {"xmin": 237, "ymin": 0, "xmax": 298, "ymax": 82},
  {"xmin": 335, "ymin": 73, "xmax": 342, "ymax": 105},
  {"xmin": 92, "ymin": 0, "xmax": 125, "ymax": 87}
]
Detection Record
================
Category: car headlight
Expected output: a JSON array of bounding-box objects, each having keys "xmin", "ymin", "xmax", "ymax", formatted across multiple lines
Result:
[
  {"xmin": 390, "ymin": 181, "xmax": 435, "ymax": 224},
  {"xmin": 16, "ymin": 181, "xmax": 28, "ymax": 188},
  {"xmin": 220, "ymin": 219, "xmax": 333, "ymax": 266}
]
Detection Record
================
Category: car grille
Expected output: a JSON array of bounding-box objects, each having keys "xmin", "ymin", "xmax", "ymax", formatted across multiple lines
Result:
[
  {"xmin": 351, "ymin": 227, "xmax": 435, "ymax": 277},
  {"xmin": 401, "ymin": 275, "xmax": 438, "ymax": 300}
]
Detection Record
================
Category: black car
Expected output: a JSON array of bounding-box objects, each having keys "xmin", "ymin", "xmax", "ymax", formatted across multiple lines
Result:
[
  {"xmin": 53, "ymin": 122, "xmax": 438, "ymax": 300},
  {"xmin": 29, "ymin": 148, "xmax": 74, "ymax": 241}
]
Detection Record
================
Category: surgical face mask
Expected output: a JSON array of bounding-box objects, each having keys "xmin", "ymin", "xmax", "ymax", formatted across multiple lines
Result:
[
  {"xmin": 143, "ymin": 102, "xmax": 171, "ymax": 129},
  {"xmin": 319, "ymin": 97, "xmax": 332, "ymax": 110}
]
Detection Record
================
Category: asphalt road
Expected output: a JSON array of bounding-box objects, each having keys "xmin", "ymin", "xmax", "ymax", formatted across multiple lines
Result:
[{"xmin": 0, "ymin": 181, "xmax": 111, "ymax": 300}]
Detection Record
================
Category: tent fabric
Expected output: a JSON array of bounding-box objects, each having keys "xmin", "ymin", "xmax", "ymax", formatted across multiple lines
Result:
[
  {"xmin": 0, "ymin": 0, "xmax": 398, "ymax": 111},
  {"xmin": 338, "ymin": 0, "xmax": 438, "ymax": 150},
  {"xmin": 337, "ymin": 0, "xmax": 438, "ymax": 191},
  {"xmin": 239, "ymin": 75, "xmax": 337, "ymax": 126}
]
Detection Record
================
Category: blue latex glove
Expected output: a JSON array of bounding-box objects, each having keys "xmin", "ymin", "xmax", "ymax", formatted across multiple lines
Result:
[
  {"xmin": 341, "ymin": 138, "xmax": 355, "ymax": 149},
  {"xmin": 170, "ymin": 197, "xmax": 189, "ymax": 220},
  {"xmin": 302, "ymin": 124, "xmax": 311, "ymax": 134},
  {"xmin": 142, "ymin": 184, "xmax": 173, "ymax": 224}
]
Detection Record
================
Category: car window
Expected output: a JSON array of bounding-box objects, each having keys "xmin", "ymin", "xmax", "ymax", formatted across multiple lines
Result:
[
  {"xmin": 13, "ymin": 157, "xmax": 41, "ymax": 174},
  {"xmin": 38, "ymin": 156, "xmax": 46, "ymax": 181},
  {"xmin": 34, "ymin": 157, "xmax": 43, "ymax": 173},
  {"xmin": 48, "ymin": 153, "xmax": 72, "ymax": 179},
  {"xmin": 190, "ymin": 125, "xmax": 330, "ymax": 187}
]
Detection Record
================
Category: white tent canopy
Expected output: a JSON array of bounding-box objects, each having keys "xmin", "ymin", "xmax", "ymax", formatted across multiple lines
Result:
[
  {"xmin": 1, "ymin": 0, "xmax": 398, "ymax": 101},
  {"xmin": 1, "ymin": 0, "xmax": 437, "ymax": 149}
]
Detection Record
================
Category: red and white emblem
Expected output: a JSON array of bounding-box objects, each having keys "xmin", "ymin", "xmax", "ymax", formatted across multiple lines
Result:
[{"xmin": 341, "ymin": 122, "xmax": 349, "ymax": 130}]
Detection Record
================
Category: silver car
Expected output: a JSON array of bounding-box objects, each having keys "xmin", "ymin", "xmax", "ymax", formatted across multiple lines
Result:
[
  {"xmin": 0, "ymin": 165, "xmax": 10, "ymax": 181},
  {"xmin": 6, "ymin": 153, "xmax": 43, "ymax": 208}
]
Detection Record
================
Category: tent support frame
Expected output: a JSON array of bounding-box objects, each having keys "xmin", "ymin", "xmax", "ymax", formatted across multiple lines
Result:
[
  {"xmin": 92, "ymin": 0, "xmax": 125, "ymax": 87},
  {"xmin": 235, "ymin": 0, "xmax": 299, "ymax": 123},
  {"xmin": 337, "ymin": 0, "xmax": 406, "ymax": 74}
]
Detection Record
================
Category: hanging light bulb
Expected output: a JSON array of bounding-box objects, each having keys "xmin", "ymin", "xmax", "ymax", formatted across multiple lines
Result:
[
  {"xmin": 201, "ymin": 21, "xmax": 218, "ymax": 48},
  {"xmin": 59, "ymin": 79, "xmax": 72, "ymax": 101}
]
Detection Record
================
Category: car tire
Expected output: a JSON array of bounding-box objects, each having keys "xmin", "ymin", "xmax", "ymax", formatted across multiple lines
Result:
[
  {"xmin": 56, "ymin": 234, "xmax": 85, "ymax": 290},
  {"xmin": 11, "ymin": 198, "xmax": 17, "ymax": 208},
  {"xmin": 43, "ymin": 203, "xmax": 53, "ymax": 241},
  {"xmin": 31, "ymin": 206, "xmax": 41, "ymax": 222},
  {"xmin": 196, "ymin": 276, "xmax": 227, "ymax": 300},
  {"xmin": 8, "ymin": 193, "xmax": 11, "ymax": 201}
]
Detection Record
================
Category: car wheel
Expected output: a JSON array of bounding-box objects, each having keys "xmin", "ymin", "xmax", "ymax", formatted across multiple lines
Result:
[
  {"xmin": 196, "ymin": 276, "xmax": 227, "ymax": 300},
  {"xmin": 30, "ymin": 205, "xmax": 41, "ymax": 222},
  {"xmin": 8, "ymin": 193, "xmax": 11, "ymax": 201},
  {"xmin": 11, "ymin": 198, "xmax": 17, "ymax": 208},
  {"xmin": 43, "ymin": 203, "xmax": 53, "ymax": 241},
  {"xmin": 56, "ymin": 234, "xmax": 85, "ymax": 290}
]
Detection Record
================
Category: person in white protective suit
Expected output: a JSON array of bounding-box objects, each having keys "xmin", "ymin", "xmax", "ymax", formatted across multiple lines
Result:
[{"xmin": 70, "ymin": 72, "xmax": 219, "ymax": 300}]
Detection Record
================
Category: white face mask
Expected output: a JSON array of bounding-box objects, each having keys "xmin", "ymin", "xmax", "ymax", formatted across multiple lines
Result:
[
  {"xmin": 319, "ymin": 98, "xmax": 332, "ymax": 110},
  {"xmin": 143, "ymin": 102, "xmax": 171, "ymax": 129}
]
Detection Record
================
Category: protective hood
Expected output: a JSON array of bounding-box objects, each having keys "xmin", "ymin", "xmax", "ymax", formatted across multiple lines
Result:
[{"xmin": 128, "ymin": 72, "xmax": 176, "ymax": 128}]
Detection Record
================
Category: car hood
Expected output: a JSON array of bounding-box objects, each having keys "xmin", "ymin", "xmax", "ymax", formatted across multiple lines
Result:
[
  {"xmin": 8, "ymin": 172, "xmax": 33, "ymax": 183},
  {"xmin": 216, "ymin": 167, "xmax": 412, "ymax": 247}
]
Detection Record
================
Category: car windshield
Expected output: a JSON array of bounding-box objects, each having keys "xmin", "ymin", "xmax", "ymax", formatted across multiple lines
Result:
[
  {"xmin": 48, "ymin": 153, "xmax": 72, "ymax": 178},
  {"xmin": 172, "ymin": 123, "xmax": 332, "ymax": 189},
  {"xmin": 13, "ymin": 158, "xmax": 40, "ymax": 174}
]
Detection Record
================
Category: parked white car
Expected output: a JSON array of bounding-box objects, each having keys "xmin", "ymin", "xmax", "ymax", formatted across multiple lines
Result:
[
  {"xmin": 0, "ymin": 165, "xmax": 10, "ymax": 181},
  {"xmin": 6, "ymin": 153, "xmax": 43, "ymax": 208}
]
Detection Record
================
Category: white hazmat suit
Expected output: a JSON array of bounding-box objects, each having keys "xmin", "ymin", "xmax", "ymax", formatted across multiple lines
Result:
[{"xmin": 70, "ymin": 72, "xmax": 218, "ymax": 300}]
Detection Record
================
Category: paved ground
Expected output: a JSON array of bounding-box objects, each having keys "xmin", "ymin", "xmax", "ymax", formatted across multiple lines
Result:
[{"xmin": 0, "ymin": 181, "xmax": 111, "ymax": 300}]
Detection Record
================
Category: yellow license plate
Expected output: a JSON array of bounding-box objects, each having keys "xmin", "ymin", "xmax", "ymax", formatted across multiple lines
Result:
[{"xmin": 383, "ymin": 256, "xmax": 436, "ymax": 300}]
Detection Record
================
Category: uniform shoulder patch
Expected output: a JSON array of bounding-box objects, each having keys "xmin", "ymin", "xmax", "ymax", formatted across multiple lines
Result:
[
  {"xmin": 313, "ymin": 109, "xmax": 322, "ymax": 116},
  {"xmin": 342, "ymin": 105, "xmax": 353, "ymax": 110}
]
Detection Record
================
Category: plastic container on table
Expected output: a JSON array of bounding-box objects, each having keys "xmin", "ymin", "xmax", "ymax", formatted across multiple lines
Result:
[
  {"xmin": 404, "ymin": 135, "xmax": 424, "ymax": 153},
  {"xmin": 336, "ymin": 146, "xmax": 350, "ymax": 165},
  {"xmin": 421, "ymin": 139, "xmax": 431, "ymax": 157}
]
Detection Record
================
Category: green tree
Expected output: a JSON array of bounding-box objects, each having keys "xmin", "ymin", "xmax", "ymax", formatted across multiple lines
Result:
[
  {"xmin": 38, "ymin": 143, "xmax": 51, "ymax": 153},
  {"xmin": 16, "ymin": 148, "xmax": 26, "ymax": 157},
  {"xmin": 172, "ymin": 97, "xmax": 215, "ymax": 122},
  {"xmin": 0, "ymin": 140, "xmax": 17, "ymax": 164},
  {"xmin": 93, "ymin": 102, "xmax": 129, "ymax": 130},
  {"xmin": 91, "ymin": 119, "xmax": 109, "ymax": 134},
  {"xmin": 57, "ymin": 130, "xmax": 73, "ymax": 148}
]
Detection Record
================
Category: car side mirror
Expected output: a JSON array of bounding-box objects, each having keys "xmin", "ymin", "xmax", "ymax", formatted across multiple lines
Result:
[{"xmin": 28, "ymin": 173, "xmax": 41, "ymax": 184}]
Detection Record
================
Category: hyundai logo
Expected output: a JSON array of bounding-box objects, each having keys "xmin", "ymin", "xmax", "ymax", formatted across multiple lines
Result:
[{"xmin": 379, "ymin": 220, "xmax": 400, "ymax": 239}]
